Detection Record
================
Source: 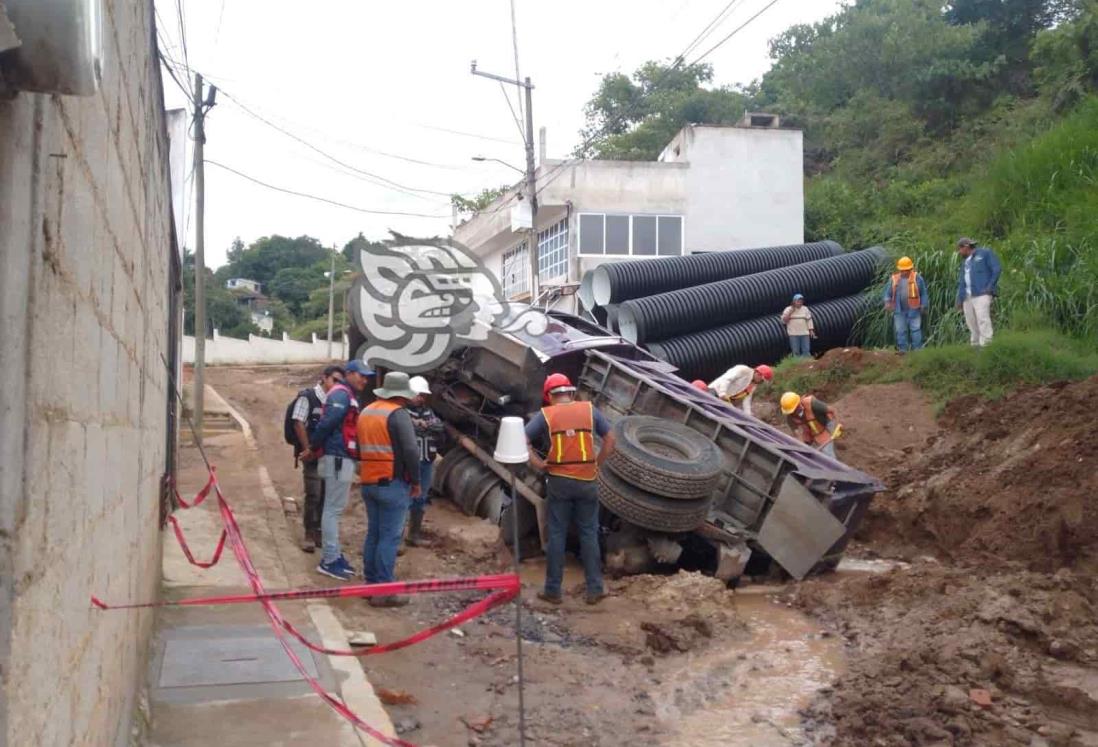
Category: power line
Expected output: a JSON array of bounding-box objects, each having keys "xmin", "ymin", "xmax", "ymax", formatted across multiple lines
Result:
[
  {"xmin": 205, "ymin": 160, "xmax": 452, "ymax": 219},
  {"xmin": 174, "ymin": 0, "xmax": 192, "ymax": 79},
  {"xmin": 688, "ymin": 0, "xmax": 784, "ymax": 66},
  {"xmin": 412, "ymin": 122, "xmax": 522, "ymax": 145},
  {"xmin": 215, "ymin": 87, "xmax": 458, "ymax": 198},
  {"xmin": 499, "ymin": 81, "xmax": 528, "ymax": 143},
  {"xmin": 678, "ymin": 0, "xmax": 745, "ymax": 61}
]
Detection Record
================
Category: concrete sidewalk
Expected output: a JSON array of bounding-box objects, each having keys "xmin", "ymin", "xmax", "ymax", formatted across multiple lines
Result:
[{"xmin": 145, "ymin": 387, "xmax": 394, "ymax": 746}]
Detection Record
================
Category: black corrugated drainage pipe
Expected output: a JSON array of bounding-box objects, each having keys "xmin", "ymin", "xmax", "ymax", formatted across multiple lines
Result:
[
  {"xmin": 647, "ymin": 294, "xmax": 873, "ymax": 381},
  {"xmin": 588, "ymin": 240, "xmax": 844, "ymax": 307},
  {"xmin": 617, "ymin": 246, "xmax": 887, "ymax": 345}
]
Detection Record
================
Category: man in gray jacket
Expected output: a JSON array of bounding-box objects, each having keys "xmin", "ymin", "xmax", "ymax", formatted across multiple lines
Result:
[{"xmin": 356, "ymin": 372, "xmax": 422, "ymax": 607}]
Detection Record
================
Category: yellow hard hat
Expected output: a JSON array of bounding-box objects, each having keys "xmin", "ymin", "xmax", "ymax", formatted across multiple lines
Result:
[
  {"xmin": 780, "ymin": 392, "xmax": 801, "ymax": 415},
  {"xmin": 896, "ymin": 256, "xmax": 914, "ymax": 271}
]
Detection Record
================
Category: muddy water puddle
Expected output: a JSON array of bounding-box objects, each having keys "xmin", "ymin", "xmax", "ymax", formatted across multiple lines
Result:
[{"xmin": 656, "ymin": 590, "xmax": 843, "ymax": 746}]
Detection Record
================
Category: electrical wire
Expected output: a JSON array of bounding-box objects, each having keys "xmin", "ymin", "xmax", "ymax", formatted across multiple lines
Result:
[
  {"xmin": 677, "ymin": 0, "xmax": 745, "ymax": 62},
  {"xmin": 174, "ymin": 0, "xmax": 192, "ymax": 80},
  {"xmin": 215, "ymin": 87, "xmax": 459, "ymax": 198},
  {"xmin": 499, "ymin": 82, "xmax": 528, "ymax": 144},
  {"xmin": 205, "ymin": 160, "xmax": 452, "ymax": 219},
  {"xmin": 688, "ymin": 0, "xmax": 784, "ymax": 66}
]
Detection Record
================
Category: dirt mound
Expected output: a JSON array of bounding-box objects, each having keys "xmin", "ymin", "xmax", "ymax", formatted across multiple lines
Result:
[
  {"xmin": 792, "ymin": 347, "xmax": 899, "ymax": 400},
  {"xmin": 791, "ymin": 563, "xmax": 1098, "ymax": 746},
  {"xmin": 832, "ymin": 382, "xmax": 940, "ymax": 480},
  {"xmin": 615, "ymin": 571, "xmax": 732, "ymax": 612},
  {"xmin": 867, "ymin": 376, "xmax": 1098, "ymax": 571}
]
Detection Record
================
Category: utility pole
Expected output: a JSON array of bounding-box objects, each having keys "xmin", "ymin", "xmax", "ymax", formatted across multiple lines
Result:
[
  {"xmin": 326, "ymin": 245, "xmax": 336, "ymax": 360},
  {"xmin": 192, "ymin": 72, "xmax": 206, "ymax": 445},
  {"xmin": 523, "ymin": 76, "xmax": 538, "ymax": 305},
  {"xmin": 471, "ymin": 63, "xmax": 538, "ymax": 302}
]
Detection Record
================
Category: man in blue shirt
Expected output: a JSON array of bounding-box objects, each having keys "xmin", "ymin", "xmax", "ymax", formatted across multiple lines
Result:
[
  {"xmin": 955, "ymin": 237, "xmax": 1002, "ymax": 347},
  {"xmin": 882, "ymin": 256, "xmax": 929, "ymax": 352},
  {"xmin": 306, "ymin": 360, "xmax": 374, "ymax": 580}
]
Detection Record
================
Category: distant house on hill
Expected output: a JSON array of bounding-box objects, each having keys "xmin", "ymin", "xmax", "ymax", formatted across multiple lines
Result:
[{"xmin": 226, "ymin": 277, "xmax": 261, "ymax": 293}]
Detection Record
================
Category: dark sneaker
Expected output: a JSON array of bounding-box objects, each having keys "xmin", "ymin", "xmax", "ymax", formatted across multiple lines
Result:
[
  {"xmin": 537, "ymin": 591, "xmax": 563, "ymax": 605},
  {"xmin": 585, "ymin": 591, "xmax": 608, "ymax": 606},
  {"xmin": 300, "ymin": 538, "xmax": 316, "ymax": 554},
  {"xmin": 317, "ymin": 560, "xmax": 354, "ymax": 581},
  {"xmin": 334, "ymin": 555, "xmax": 357, "ymax": 577}
]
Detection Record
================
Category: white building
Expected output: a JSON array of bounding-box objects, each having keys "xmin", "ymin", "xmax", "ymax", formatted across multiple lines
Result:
[
  {"xmin": 453, "ymin": 118, "xmax": 804, "ymax": 312},
  {"xmin": 226, "ymin": 277, "xmax": 261, "ymax": 293}
]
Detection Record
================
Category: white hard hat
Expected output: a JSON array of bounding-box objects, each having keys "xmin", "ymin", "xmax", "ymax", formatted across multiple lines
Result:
[{"xmin": 408, "ymin": 375, "xmax": 431, "ymax": 395}]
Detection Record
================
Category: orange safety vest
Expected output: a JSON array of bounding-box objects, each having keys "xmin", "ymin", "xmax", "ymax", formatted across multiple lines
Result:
[
  {"xmin": 542, "ymin": 401, "xmax": 597, "ymax": 481},
  {"xmin": 789, "ymin": 395, "xmax": 835, "ymax": 446},
  {"xmin": 889, "ymin": 271, "xmax": 921, "ymax": 310},
  {"xmin": 357, "ymin": 399, "xmax": 401, "ymax": 484}
]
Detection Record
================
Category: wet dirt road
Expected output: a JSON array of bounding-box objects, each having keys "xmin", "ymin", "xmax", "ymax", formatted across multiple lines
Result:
[{"xmin": 204, "ymin": 364, "xmax": 845, "ymax": 747}]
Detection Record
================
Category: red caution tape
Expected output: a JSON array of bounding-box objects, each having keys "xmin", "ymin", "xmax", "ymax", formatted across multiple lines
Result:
[
  {"xmin": 166, "ymin": 515, "xmax": 228, "ymax": 569},
  {"xmin": 170, "ymin": 470, "xmax": 216, "ymax": 509},
  {"xmin": 93, "ymin": 468, "xmax": 522, "ymax": 747}
]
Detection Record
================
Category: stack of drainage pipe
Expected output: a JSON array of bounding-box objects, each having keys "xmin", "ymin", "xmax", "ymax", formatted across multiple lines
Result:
[{"xmin": 579, "ymin": 243, "xmax": 888, "ymax": 380}]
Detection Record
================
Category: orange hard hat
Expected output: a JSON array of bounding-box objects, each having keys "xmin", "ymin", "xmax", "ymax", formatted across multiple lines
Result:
[
  {"xmin": 691, "ymin": 379, "xmax": 709, "ymax": 392},
  {"xmin": 543, "ymin": 373, "xmax": 575, "ymax": 402},
  {"xmin": 754, "ymin": 365, "xmax": 774, "ymax": 382}
]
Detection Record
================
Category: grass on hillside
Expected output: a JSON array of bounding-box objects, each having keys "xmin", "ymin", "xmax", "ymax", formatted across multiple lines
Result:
[
  {"xmin": 809, "ymin": 97, "xmax": 1098, "ymax": 350},
  {"xmin": 772, "ymin": 330, "xmax": 1098, "ymax": 409}
]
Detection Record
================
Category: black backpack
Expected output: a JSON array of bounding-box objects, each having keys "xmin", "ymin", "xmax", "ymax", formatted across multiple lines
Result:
[{"xmin": 283, "ymin": 388, "xmax": 319, "ymax": 450}]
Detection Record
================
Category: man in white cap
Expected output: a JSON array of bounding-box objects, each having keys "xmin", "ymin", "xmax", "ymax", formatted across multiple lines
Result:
[
  {"xmin": 356, "ymin": 371, "xmax": 422, "ymax": 606},
  {"xmin": 404, "ymin": 375, "xmax": 443, "ymax": 548}
]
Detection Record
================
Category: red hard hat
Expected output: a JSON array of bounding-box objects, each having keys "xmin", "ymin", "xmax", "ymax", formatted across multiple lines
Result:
[
  {"xmin": 543, "ymin": 373, "xmax": 575, "ymax": 402},
  {"xmin": 754, "ymin": 364, "xmax": 774, "ymax": 382},
  {"xmin": 691, "ymin": 379, "xmax": 709, "ymax": 392}
]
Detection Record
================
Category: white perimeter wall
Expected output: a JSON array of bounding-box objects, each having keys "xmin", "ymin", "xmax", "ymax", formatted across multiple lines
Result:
[{"xmin": 183, "ymin": 331, "xmax": 348, "ymax": 365}]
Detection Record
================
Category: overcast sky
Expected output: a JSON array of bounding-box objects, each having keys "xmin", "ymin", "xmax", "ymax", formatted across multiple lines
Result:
[{"xmin": 156, "ymin": 0, "xmax": 846, "ymax": 269}]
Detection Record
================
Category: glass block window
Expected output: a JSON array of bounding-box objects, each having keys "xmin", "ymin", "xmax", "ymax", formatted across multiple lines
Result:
[
  {"xmin": 501, "ymin": 241, "xmax": 529, "ymax": 298},
  {"xmin": 577, "ymin": 213, "xmax": 683, "ymax": 257},
  {"xmin": 537, "ymin": 218, "xmax": 569, "ymax": 282}
]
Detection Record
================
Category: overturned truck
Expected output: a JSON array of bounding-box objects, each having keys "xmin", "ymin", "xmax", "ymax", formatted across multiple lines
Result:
[{"xmin": 419, "ymin": 310, "xmax": 882, "ymax": 581}]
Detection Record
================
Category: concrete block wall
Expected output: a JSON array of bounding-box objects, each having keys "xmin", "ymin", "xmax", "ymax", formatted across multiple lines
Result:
[{"xmin": 0, "ymin": 1, "xmax": 173, "ymax": 745}]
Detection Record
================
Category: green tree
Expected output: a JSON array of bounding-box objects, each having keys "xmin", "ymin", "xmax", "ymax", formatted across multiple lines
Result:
[
  {"xmin": 223, "ymin": 234, "xmax": 329, "ymax": 289},
  {"xmin": 268, "ymin": 266, "xmax": 323, "ymax": 316},
  {"xmin": 579, "ymin": 61, "xmax": 748, "ymax": 160},
  {"xmin": 451, "ymin": 185, "xmax": 512, "ymax": 214},
  {"xmin": 182, "ymin": 249, "xmax": 258, "ymax": 339}
]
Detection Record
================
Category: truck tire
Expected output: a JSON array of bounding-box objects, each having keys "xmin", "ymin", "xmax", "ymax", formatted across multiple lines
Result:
[
  {"xmin": 606, "ymin": 416, "xmax": 723, "ymax": 500},
  {"xmin": 597, "ymin": 468, "xmax": 712, "ymax": 533}
]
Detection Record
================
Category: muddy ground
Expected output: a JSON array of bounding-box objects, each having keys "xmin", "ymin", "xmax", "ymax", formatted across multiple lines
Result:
[
  {"xmin": 202, "ymin": 361, "xmax": 1098, "ymax": 746},
  {"xmin": 205, "ymin": 365, "xmax": 843, "ymax": 747}
]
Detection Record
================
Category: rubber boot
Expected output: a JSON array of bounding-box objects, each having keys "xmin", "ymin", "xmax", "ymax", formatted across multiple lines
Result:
[{"xmin": 405, "ymin": 508, "xmax": 427, "ymax": 548}]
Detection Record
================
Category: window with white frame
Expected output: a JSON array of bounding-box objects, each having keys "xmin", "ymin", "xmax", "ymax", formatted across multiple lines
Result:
[
  {"xmin": 500, "ymin": 242, "xmax": 529, "ymax": 298},
  {"xmin": 537, "ymin": 218, "xmax": 569, "ymax": 282},
  {"xmin": 578, "ymin": 213, "xmax": 684, "ymax": 257}
]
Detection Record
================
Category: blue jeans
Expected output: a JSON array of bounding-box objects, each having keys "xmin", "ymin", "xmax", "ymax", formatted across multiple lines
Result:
[
  {"xmin": 318, "ymin": 455, "xmax": 355, "ymax": 564},
  {"xmin": 893, "ymin": 310, "xmax": 924, "ymax": 351},
  {"xmin": 361, "ymin": 479, "xmax": 411, "ymax": 584},
  {"xmin": 411, "ymin": 461, "xmax": 433, "ymax": 512},
  {"xmin": 544, "ymin": 475, "xmax": 603, "ymax": 597},
  {"xmin": 789, "ymin": 335, "xmax": 811, "ymax": 357}
]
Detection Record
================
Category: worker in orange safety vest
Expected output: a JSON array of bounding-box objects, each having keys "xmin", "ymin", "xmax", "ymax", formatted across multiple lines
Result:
[
  {"xmin": 523, "ymin": 373, "xmax": 615, "ymax": 606},
  {"xmin": 356, "ymin": 371, "xmax": 422, "ymax": 607},
  {"xmin": 780, "ymin": 391, "xmax": 842, "ymax": 459},
  {"xmin": 883, "ymin": 256, "xmax": 929, "ymax": 352}
]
